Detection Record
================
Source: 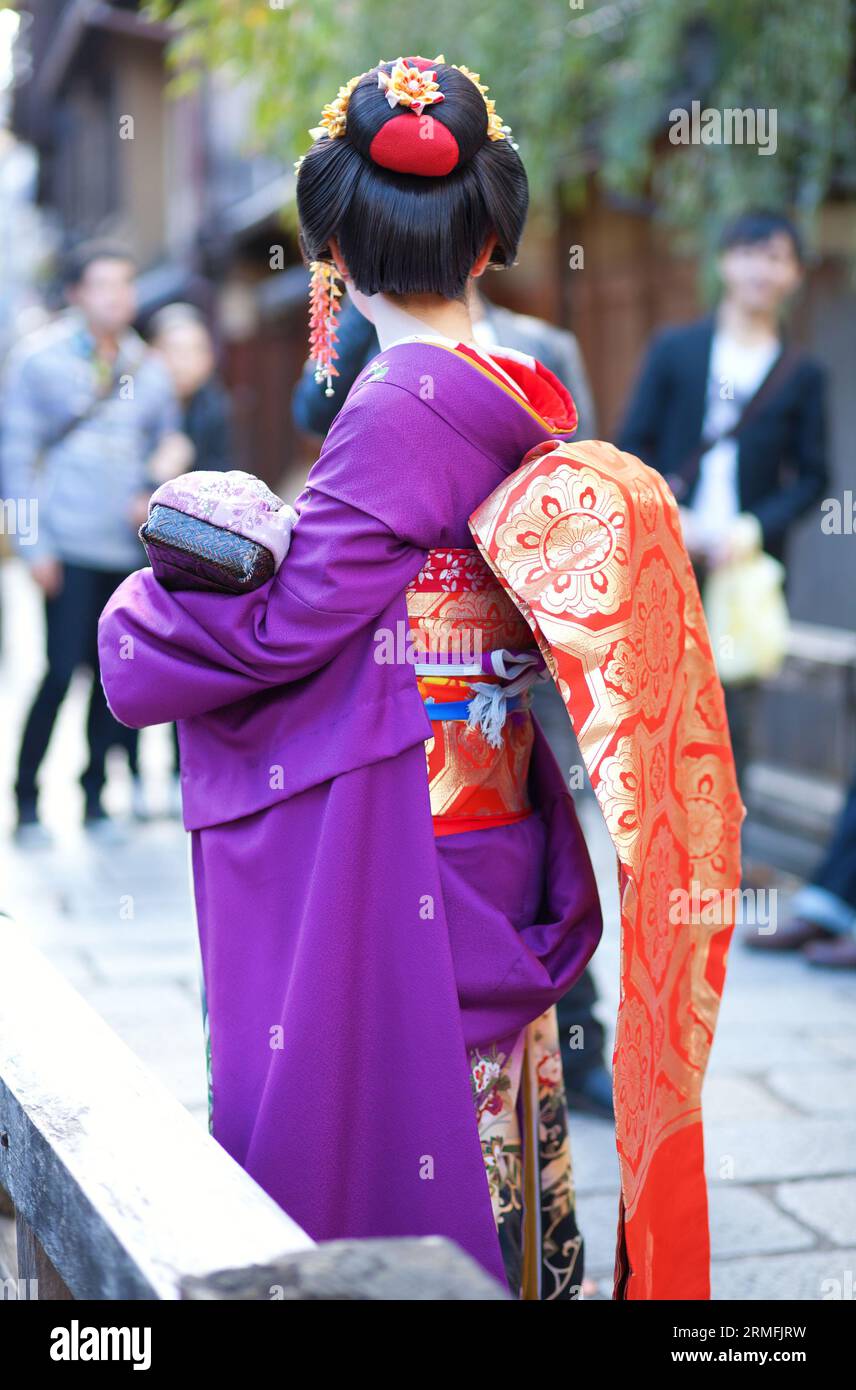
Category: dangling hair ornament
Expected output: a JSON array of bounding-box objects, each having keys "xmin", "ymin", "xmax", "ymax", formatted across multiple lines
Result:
[{"xmin": 308, "ymin": 260, "xmax": 342, "ymax": 397}]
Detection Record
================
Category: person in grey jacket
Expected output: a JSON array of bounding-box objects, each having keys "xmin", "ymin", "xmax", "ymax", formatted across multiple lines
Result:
[
  {"xmin": 1, "ymin": 241, "xmax": 181, "ymax": 844},
  {"xmin": 469, "ymin": 293, "xmax": 598, "ymax": 443}
]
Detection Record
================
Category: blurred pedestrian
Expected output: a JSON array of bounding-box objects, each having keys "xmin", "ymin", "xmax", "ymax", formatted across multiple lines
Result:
[
  {"xmin": 149, "ymin": 303, "xmax": 235, "ymax": 811},
  {"xmin": 618, "ymin": 210, "xmax": 829, "ymax": 787},
  {"xmin": 293, "ymin": 282, "xmax": 598, "ymax": 442},
  {"xmin": 1, "ymin": 240, "xmax": 183, "ymax": 845},
  {"xmin": 747, "ymin": 770, "xmax": 856, "ymax": 968},
  {"xmin": 150, "ymin": 303, "xmax": 234, "ymax": 473}
]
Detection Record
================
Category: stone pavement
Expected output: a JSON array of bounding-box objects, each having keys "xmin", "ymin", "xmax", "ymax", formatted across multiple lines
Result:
[{"xmin": 1, "ymin": 559, "xmax": 855, "ymax": 1300}]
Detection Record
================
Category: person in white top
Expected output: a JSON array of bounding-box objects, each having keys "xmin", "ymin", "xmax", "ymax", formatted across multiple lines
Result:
[
  {"xmin": 683, "ymin": 330, "xmax": 780, "ymax": 562},
  {"xmin": 618, "ymin": 211, "xmax": 829, "ymax": 789},
  {"xmin": 618, "ymin": 210, "xmax": 826, "ymax": 575},
  {"xmin": 677, "ymin": 223, "xmax": 803, "ymax": 569}
]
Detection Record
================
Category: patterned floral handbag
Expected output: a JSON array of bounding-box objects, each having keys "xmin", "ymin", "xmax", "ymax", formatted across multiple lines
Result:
[{"xmin": 139, "ymin": 470, "xmax": 297, "ymax": 594}]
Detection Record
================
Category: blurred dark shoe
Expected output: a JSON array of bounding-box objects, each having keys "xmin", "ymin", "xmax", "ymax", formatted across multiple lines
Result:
[
  {"xmin": 165, "ymin": 775, "xmax": 183, "ymax": 820},
  {"xmin": 131, "ymin": 776, "xmax": 154, "ymax": 822},
  {"xmin": 743, "ymin": 917, "xmax": 837, "ymax": 952},
  {"xmin": 84, "ymin": 809, "xmax": 128, "ymax": 847},
  {"xmin": 566, "ymin": 1065, "xmax": 614, "ymax": 1120},
  {"xmin": 13, "ymin": 819, "xmax": 53, "ymax": 850},
  {"xmin": 14, "ymin": 800, "xmax": 52, "ymax": 848},
  {"xmin": 803, "ymin": 936, "xmax": 856, "ymax": 970}
]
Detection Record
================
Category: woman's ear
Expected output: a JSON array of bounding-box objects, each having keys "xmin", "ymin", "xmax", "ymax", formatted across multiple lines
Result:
[
  {"xmin": 471, "ymin": 235, "xmax": 498, "ymax": 278},
  {"xmin": 328, "ymin": 236, "xmax": 350, "ymax": 283}
]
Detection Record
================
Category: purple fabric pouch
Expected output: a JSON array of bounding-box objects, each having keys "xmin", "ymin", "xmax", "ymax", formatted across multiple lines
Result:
[{"xmin": 139, "ymin": 470, "xmax": 297, "ymax": 594}]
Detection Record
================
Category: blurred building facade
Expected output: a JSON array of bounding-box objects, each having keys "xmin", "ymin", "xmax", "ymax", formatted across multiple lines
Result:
[
  {"xmin": 10, "ymin": 0, "xmax": 311, "ymax": 486},
  {"xmin": 8, "ymin": 0, "xmax": 856, "ymax": 860}
]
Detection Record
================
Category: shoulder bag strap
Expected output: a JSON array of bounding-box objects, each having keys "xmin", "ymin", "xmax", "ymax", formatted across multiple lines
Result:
[{"xmin": 667, "ymin": 345, "xmax": 802, "ymax": 501}]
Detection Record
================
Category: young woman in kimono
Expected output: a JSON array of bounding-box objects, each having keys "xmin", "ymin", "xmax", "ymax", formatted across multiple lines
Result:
[{"xmin": 98, "ymin": 56, "xmax": 742, "ymax": 1300}]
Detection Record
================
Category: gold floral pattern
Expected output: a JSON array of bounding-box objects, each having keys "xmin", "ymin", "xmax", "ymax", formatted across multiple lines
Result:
[
  {"xmin": 490, "ymin": 465, "xmax": 630, "ymax": 618},
  {"xmin": 596, "ymin": 737, "xmax": 643, "ymax": 862},
  {"xmin": 649, "ymin": 743, "xmax": 667, "ymax": 806},
  {"xmin": 640, "ymin": 822, "xmax": 681, "ymax": 986},
  {"xmin": 695, "ymin": 678, "xmax": 728, "ymax": 733},
  {"xmin": 613, "ymin": 995, "xmax": 653, "ymax": 1165},
  {"xmin": 633, "ymin": 555, "xmax": 682, "ymax": 723},
  {"xmin": 470, "ymin": 437, "xmax": 744, "ymax": 1299},
  {"xmin": 634, "ymin": 479, "xmax": 659, "ymax": 533},
  {"xmin": 683, "ymin": 754, "xmax": 743, "ymax": 880},
  {"xmin": 305, "ymin": 57, "xmax": 517, "ymax": 148},
  {"xmin": 604, "ymin": 638, "xmax": 639, "ymax": 700},
  {"xmin": 407, "ymin": 548, "xmax": 538, "ymax": 832}
]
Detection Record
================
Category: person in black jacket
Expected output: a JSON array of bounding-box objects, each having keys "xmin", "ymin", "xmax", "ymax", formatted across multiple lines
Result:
[
  {"xmin": 617, "ymin": 210, "xmax": 829, "ymax": 782},
  {"xmin": 150, "ymin": 304, "xmax": 234, "ymax": 474},
  {"xmin": 149, "ymin": 303, "xmax": 235, "ymax": 813}
]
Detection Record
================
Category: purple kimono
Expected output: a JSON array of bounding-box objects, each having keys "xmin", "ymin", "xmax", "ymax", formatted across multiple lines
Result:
[{"xmin": 98, "ymin": 342, "xmax": 602, "ymax": 1291}]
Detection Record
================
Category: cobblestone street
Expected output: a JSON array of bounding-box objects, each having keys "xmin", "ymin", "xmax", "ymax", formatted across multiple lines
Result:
[{"xmin": 2, "ymin": 559, "xmax": 855, "ymax": 1300}]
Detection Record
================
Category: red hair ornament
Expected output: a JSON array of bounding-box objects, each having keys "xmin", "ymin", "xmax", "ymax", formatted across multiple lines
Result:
[
  {"xmin": 369, "ymin": 113, "xmax": 460, "ymax": 176},
  {"xmin": 371, "ymin": 55, "xmax": 458, "ymax": 176}
]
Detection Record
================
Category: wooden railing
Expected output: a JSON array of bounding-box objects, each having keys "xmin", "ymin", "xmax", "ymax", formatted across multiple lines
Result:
[{"xmin": 0, "ymin": 921, "xmax": 503, "ymax": 1301}]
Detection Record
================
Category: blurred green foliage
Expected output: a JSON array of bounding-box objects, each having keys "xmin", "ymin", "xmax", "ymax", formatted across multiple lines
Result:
[{"xmin": 147, "ymin": 0, "xmax": 854, "ymax": 257}]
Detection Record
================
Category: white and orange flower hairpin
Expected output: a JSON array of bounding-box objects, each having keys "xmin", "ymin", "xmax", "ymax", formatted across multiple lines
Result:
[
  {"xmin": 295, "ymin": 54, "xmax": 518, "ymax": 166},
  {"xmin": 377, "ymin": 56, "xmax": 446, "ymax": 116}
]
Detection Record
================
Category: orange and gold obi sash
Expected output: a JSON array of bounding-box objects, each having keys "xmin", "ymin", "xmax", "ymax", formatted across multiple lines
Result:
[
  {"xmin": 405, "ymin": 548, "xmax": 545, "ymax": 837},
  {"xmin": 469, "ymin": 438, "xmax": 745, "ymax": 1301}
]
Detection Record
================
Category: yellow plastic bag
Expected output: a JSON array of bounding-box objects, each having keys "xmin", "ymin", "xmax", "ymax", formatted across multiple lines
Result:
[{"xmin": 703, "ymin": 551, "xmax": 789, "ymax": 684}]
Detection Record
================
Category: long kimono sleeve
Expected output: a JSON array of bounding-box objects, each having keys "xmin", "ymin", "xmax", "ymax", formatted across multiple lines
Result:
[{"xmin": 98, "ymin": 485, "xmax": 428, "ymax": 728}]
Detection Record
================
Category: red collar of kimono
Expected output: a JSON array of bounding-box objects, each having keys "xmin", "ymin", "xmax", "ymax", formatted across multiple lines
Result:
[{"xmin": 440, "ymin": 341, "xmax": 579, "ymax": 436}]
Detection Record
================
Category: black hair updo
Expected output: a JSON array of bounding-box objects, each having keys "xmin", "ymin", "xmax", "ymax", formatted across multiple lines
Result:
[{"xmin": 296, "ymin": 60, "xmax": 529, "ymax": 300}]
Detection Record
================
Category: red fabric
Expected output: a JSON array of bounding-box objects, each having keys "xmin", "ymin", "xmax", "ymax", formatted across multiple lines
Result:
[
  {"xmin": 407, "ymin": 546, "xmax": 538, "ymax": 839},
  {"xmin": 470, "ymin": 437, "xmax": 744, "ymax": 1299},
  {"xmin": 401, "ymin": 55, "xmax": 440, "ymax": 71},
  {"xmin": 370, "ymin": 112, "xmax": 459, "ymax": 176},
  {"xmin": 455, "ymin": 344, "xmax": 578, "ymax": 434},
  {"xmin": 433, "ymin": 808, "xmax": 533, "ymax": 837}
]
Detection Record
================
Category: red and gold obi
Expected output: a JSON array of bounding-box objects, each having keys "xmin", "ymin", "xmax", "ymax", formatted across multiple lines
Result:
[{"xmin": 405, "ymin": 548, "xmax": 545, "ymax": 837}]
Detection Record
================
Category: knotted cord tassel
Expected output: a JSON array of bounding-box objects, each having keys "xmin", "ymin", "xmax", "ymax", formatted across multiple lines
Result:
[
  {"xmin": 466, "ymin": 660, "xmax": 551, "ymax": 749},
  {"xmin": 466, "ymin": 682, "xmax": 510, "ymax": 749}
]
